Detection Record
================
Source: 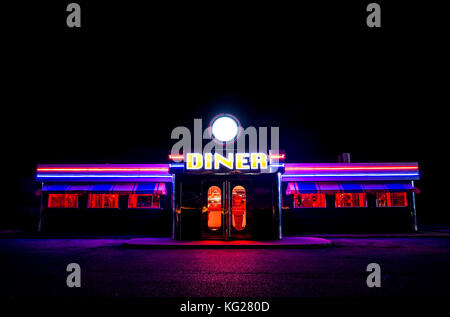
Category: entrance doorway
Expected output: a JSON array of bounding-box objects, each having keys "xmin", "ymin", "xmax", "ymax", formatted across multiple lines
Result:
[
  {"xmin": 174, "ymin": 173, "xmax": 281, "ymax": 241},
  {"xmin": 202, "ymin": 178, "xmax": 252, "ymax": 240}
]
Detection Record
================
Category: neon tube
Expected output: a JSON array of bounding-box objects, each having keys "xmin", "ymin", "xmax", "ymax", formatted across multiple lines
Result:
[
  {"xmin": 36, "ymin": 174, "xmax": 172, "ymax": 178},
  {"xmin": 285, "ymin": 166, "xmax": 418, "ymax": 171},
  {"xmin": 270, "ymin": 164, "xmax": 285, "ymax": 168},
  {"xmin": 169, "ymin": 155, "xmax": 184, "ymax": 160},
  {"xmin": 283, "ymin": 173, "xmax": 419, "ymax": 177},
  {"xmin": 37, "ymin": 168, "xmax": 169, "ymax": 172}
]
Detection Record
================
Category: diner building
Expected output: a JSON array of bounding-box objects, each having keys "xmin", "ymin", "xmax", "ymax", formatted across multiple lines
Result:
[
  {"xmin": 35, "ymin": 113, "xmax": 420, "ymax": 239},
  {"xmin": 36, "ymin": 159, "xmax": 419, "ymax": 239}
]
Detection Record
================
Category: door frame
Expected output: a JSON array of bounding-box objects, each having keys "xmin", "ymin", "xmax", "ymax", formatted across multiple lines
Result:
[
  {"xmin": 202, "ymin": 177, "xmax": 252, "ymax": 240},
  {"xmin": 201, "ymin": 178, "xmax": 228, "ymax": 240}
]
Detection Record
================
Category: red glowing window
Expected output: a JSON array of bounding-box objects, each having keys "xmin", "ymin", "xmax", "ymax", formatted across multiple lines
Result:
[
  {"xmin": 88, "ymin": 194, "xmax": 119, "ymax": 208},
  {"xmin": 376, "ymin": 192, "xmax": 408, "ymax": 207},
  {"xmin": 232, "ymin": 185, "xmax": 246, "ymax": 231},
  {"xmin": 207, "ymin": 186, "xmax": 222, "ymax": 231},
  {"xmin": 294, "ymin": 193, "xmax": 326, "ymax": 208},
  {"xmin": 335, "ymin": 193, "xmax": 367, "ymax": 208},
  {"xmin": 128, "ymin": 194, "xmax": 160, "ymax": 209},
  {"xmin": 48, "ymin": 194, "xmax": 79, "ymax": 208}
]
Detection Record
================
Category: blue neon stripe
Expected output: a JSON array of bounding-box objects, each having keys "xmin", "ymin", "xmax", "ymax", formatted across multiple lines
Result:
[
  {"xmin": 37, "ymin": 174, "xmax": 172, "ymax": 178},
  {"xmin": 42, "ymin": 184, "xmax": 71, "ymax": 191},
  {"xmin": 283, "ymin": 173, "xmax": 419, "ymax": 177},
  {"xmin": 90, "ymin": 184, "xmax": 113, "ymax": 191},
  {"xmin": 341, "ymin": 183, "xmax": 363, "ymax": 191}
]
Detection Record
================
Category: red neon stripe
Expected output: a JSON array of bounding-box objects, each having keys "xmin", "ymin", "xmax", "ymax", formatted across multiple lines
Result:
[
  {"xmin": 285, "ymin": 166, "xmax": 418, "ymax": 171},
  {"xmin": 37, "ymin": 168, "xmax": 169, "ymax": 172},
  {"xmin": 169, "ymin": 155, "xmax": 184, "ymax": 160},
  {"xmin": 269, "ymin": 154, "xmax": 285, "ymax": 159}
]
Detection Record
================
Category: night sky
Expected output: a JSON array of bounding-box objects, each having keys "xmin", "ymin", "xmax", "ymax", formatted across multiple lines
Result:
[{"xmin": 3, "ymin": 1, "xmax": 443, "ymax": 226}]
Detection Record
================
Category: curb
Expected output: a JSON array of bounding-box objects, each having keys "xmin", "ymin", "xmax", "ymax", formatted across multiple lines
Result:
[
  {"xmin": 311, "ymin": 232, "xmax": 450, "ymax": 239},
  {"xmin": 122, "ymin": 237, "xmax": 333, "ymax": 249}
]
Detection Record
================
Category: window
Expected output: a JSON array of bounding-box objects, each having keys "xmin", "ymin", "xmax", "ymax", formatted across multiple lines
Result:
[
  {"xmin": 335, "ymin": 193, "xmax": 367, "ymax": 208},
  {"xmin": 48, "ymin": 194, "xmax": 79, "ymax": 208},
  {"xmin": 207, "ymin": 186, "xmax": 222, "ymax": 231},
  {"xmin": 232, "ymin": 185, "xmax": 246, "ymax": 231},
  {"xmin": 294, "ymin": 193, "xmax": 326, "ymax": 208},
  {"xmin": 376, "ymin": 192, "xmax": 408, "ymax": 207},
  {"xmin": 128, "ymin": 194, "xmax": 160, "ymax": 208},
  {"xmin": 88, "ymin": 194, "xmax": 119, "ymax": 208}
]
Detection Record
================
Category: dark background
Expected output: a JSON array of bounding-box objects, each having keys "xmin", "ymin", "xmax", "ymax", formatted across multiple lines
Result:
[{"xmin": 3, "ymin": 1, "xmax": 444, "ymax": 229}]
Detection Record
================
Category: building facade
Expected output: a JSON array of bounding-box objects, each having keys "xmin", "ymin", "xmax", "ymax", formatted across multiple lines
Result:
[{"xmin": 36, "ymin": 158, "xmax": 420, "ymax": 239}]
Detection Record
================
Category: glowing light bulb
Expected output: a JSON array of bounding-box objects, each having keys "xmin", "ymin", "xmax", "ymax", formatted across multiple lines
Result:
[{"xmin": 210, "ymin": 114, "xmax": 240, "ymax": 142}]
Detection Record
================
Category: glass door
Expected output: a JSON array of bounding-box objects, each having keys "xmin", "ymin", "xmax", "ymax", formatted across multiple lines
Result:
[
  {"xmin": 202, "ymin": 179, "xmax": 226, "ymax": 239},
  {"xmin": 231, "ymin": 185, "xmax": 247, "ymax": 231},
  {"xmin": 229, "ymin": 181, "xmax": 252, "ymax": 240},
  {"xmin": 207, "ymin": 185, "xmax": 223, "ymax": 231},
  {"xmin": 202, "ymin": 178, "xmax": 253, "ymax": 240}
]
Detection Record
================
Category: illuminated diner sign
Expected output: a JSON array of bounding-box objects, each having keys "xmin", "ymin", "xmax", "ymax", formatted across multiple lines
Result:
[{"xmin": 186, "ymin": 153, "xmax": 268, "ymax": 170}]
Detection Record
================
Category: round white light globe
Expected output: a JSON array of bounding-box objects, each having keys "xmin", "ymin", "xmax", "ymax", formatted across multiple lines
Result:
[{"xmin": 211, "ymin": 116, "xmax": 239, "ymax": 142}]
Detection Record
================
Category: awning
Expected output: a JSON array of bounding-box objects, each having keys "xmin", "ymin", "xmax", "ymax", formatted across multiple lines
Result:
[
  {"xmin": 42, "ymin": 183, "xmax": 167, "ymax": 195},
  {"xmin": 286, "ymin": 182, "xmax": 415, "ymax": 195}
]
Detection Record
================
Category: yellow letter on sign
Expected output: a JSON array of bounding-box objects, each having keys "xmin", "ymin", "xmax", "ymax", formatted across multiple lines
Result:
[
  {"xmin": 187, "ymin": 153, "xmax": 203, "ymax": 170},
  {"xmin": 251, "ymin": 153, "xmax": 268, "ymax": 169},
  {"xmin": 214, "ymin": 153, "xmax": 234, "ymax": 170},
  {"xmin": 236, "ymin": 153, "xmax": 250, "ymax": 170}
]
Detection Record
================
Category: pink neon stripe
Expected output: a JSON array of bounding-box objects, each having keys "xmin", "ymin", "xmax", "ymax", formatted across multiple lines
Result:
[
  {"xmin": 285, "ymin": 166, "xmax": 418, "ymax": 171},
  {"xmin": 37, "ymin": 168, "xmax": 169, "ymax": 172}
]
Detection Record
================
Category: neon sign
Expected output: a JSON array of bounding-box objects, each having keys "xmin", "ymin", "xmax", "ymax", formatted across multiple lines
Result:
[{"xmin": 186, "ymin": 153, "xmax": 268, "ymax": 170}]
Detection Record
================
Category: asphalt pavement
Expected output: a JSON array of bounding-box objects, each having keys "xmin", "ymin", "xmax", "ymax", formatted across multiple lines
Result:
[{"xmin": 1, "ymin": 237, "xmax": 449, "ymax": 297}]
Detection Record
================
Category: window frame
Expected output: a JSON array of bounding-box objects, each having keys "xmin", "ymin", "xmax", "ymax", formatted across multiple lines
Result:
[
  {"xmin": 207, "ymin": 185, "xmax": 223, "ymax": 231},
  {"xmin": 87, "ymin": 193, "xmax": 119, "ymax": 209},
  {"xmin": 293, "ymin": 193, "xmax": 327, "ymax": 208},
  {"xmin": 128, "ymin": 194, "xmax": 160, "ymax": 209},
  {"xmin": 231, "ymin": 185, "xmax": 247, "ymax": 231},
  {"xmin": 335, "ymin": 192, "xmax": 367, "ymax": 208},
  {"xmin": 47, "ymin": 193, "xmax": 80, "ymax": 209},
  {"xmin": 376, "ymin": 192, "xmax": 408, "ymax": 207}
]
